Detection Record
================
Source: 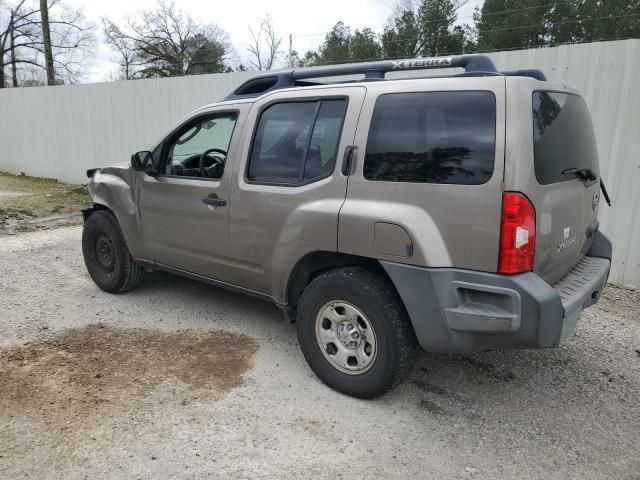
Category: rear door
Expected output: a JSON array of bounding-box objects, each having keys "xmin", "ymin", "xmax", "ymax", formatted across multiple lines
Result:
[
  {"xmin": 339, "ymin": 76, "xmax": 506, "ymax": 272},
  {"xmin": 505, "ymin": 79, "xmax": 601, "ymax": 284},
  {"xmin": 228, "ymin": 86, "xmax": 366, "ymax": 301}
]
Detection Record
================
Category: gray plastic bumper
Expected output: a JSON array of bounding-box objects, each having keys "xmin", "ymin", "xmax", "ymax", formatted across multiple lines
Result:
[{"xmin": 381, "ymin": 242, "xmax": 611, "ymax": 353}]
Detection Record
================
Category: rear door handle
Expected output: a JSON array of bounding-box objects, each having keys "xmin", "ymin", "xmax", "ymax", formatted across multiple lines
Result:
[
  {"xmin": 202, "ymin": 195, "xmax": 226, "ymax": 207},
  {"xmin": 341, "ymin": 145, "xmax": 356, "ymax": 175}
]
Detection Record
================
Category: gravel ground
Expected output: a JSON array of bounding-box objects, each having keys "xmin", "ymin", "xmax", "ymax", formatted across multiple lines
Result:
[{"xmin": 0, "ymin": 227, "xmax": 639, "ymax": 480}]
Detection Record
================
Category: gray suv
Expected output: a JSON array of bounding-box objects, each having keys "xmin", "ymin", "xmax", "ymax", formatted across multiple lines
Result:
[{"xmin": 82, "ymin": 55, "xmax": 612, "ymax": 398}]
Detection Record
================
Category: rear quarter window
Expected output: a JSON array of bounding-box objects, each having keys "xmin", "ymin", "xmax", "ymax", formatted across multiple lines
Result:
[
  {"xmin": 363, "ymin": 91, "xmax": 496, "ymax": 185},
  {"xmin": 533, "ymin": 91, "xmax": 599, "ymax": 185}
]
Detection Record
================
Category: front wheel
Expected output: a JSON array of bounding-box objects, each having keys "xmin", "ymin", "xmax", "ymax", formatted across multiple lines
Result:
[
  {"xmin": 296, "ymin": 267, "xmax": 418, "ymax": 398},
  {"xmin": 82, "ymin": 210, "xmax": 144, "ymax": 293}
]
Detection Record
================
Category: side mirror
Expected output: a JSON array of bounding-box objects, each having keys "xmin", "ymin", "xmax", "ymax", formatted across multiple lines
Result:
[{"xmin": 131, "ymin": 151, "xmax": 155, "ymax": 174}]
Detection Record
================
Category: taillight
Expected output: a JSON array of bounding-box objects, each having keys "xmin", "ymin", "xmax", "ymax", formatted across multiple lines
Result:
[{"xmin": 498, "ymin": 192, "xmax": 536, "ymax": 274}]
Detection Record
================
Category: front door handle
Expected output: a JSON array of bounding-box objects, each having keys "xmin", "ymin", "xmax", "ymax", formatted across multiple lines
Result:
[{"xmin": 202, "ymin": 195, "xmax": 226, "ymax": 207}]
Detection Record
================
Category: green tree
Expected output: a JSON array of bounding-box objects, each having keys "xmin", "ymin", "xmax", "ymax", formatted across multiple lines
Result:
[
  {"xmin": 381, "ymin": 9, "xmax": 421, "ymax": 57},
  {"xmin": 545, "ymin": 0, "xmax": 583, "ymax": 45},
  {"xmin": 299, "ymin": 50, "xmax": 319, "ymax": 67},
  {"xmin": 418, "ymin": 0, "xmax": 461, "ymax": 55},
  {"xmin": 187, "ymin": 33, "xmax": 227, "ymax": 75},
  {"xmin": 316, "ymin": 21, "xmax": 352, "ymax": 64},
  {"xmin": 350, "ymin": 27, "xmax": 382, "ymax": 61},
  {"xmin": 578, "ymin": 0, "xmax": 640, "ymax": 42},
  {"xmin": 474, "ymin": 0, "xmax": 640, "ymax": 51},
  {"xmin": 382, "ymin": 0, "xmax": 469, "ymax": 58},
  {"xmin": 304, "ymin": 22, "xmax": 382, "ymax": 65},
  {"xmin": 475, "ymin": 0, "xmax": 547, "ymax": 51}
]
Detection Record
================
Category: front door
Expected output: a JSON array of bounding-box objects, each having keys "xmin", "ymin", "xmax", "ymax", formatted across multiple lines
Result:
[{"xmin": 137, "ymin": 107, "xmax": 247, "ymax": 281}]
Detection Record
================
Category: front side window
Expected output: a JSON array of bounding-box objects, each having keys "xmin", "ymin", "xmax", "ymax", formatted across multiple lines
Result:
[
  {"xmin": 167, "ymin": 113, "xmax": 237, "ymax": 178},
  {"xmin": 363, "ymin": 91, "xmax": 496, "ymax": 185},
  {"xmin": 248, "ymin": 99, "xmax": 347, "ymax": 185}
]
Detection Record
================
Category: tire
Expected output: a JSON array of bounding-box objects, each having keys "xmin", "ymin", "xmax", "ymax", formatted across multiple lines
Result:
[
  {"xmin": 296, "ymin": 266, "xmax": 418, "ymax": 399},
  {"xmin": 82, "ymin": 210, "xmax": 144, "ymax": 293}
]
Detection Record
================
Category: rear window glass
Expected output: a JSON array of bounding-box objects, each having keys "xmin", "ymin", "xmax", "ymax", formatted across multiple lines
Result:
[
  {"xmin": 363, "ymin": 91, "xmax": 496, "ymax": 184},
  {"xmin": 533, "ymin": 91, "xmax": 599, "ymax": 185}
]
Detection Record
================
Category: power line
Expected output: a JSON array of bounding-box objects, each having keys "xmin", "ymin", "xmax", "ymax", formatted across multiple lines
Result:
[
  {"xmin": 301, "ymin": 35, "xmax": 638, "ymax": 67},
  {"xmin": 295, "ymin": 12, "xmax": 640, "ymax": 50},
  {"xmin": 290, "ymin": 0, "xmax": 600, "ymax": 39},
  {"xmin": 453, "ymin": 0, "xmax": 596, "ymax": 22}
]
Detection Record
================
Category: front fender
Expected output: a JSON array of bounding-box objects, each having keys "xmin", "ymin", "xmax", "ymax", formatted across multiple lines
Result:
[
  {"xmin": 86, "ymin": 169, "xmax": 143, "ymax": 258},
  {"xmin": 90, "ymin": 172, "xmax": 136, "ymax": 215}
]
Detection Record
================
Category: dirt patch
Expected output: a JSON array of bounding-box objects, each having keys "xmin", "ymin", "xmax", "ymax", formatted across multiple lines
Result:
[
  {"xmin": 412, "ymin": 379, "xmax": 448, "ymax": 395},
  {"xmin": 0, "ymin": 325, "xmax": 258, "ymax": 478},
  {"xmin": 418, "ymin": 398, "xmax": 447, "ymax": 415},
  {"xmin": 451, "ymin": 355, "xmax": 516, "ymax": 382},
  {"xmin": 595, "ymin": 285, "xmax": 640, "ymax": 322},
  {"xmin": 294, "ymin": 417, "xmax": 338, "ymax": 444},
  {"xmin": 0, "ymin": 172, "xmax": 90, "ymax": 235}
]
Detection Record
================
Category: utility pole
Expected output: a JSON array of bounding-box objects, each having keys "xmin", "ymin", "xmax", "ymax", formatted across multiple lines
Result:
[
  {"xmin": 40, "ymin": 0, "xmax": 55, "ymax": 86},
  {"xmin": 288, "ymin": 33, "xmax": 293, "ymax": 68}
]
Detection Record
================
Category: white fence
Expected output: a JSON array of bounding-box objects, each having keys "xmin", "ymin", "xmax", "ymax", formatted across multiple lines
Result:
[{"xmin": 1, "ymin": 40, "xmax": 639, "ymax": 286}]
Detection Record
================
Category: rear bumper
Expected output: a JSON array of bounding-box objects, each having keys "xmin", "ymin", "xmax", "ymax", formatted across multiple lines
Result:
[{"xmin": 381, "ymin": 233, "xmax": 611, "ymax": 353}]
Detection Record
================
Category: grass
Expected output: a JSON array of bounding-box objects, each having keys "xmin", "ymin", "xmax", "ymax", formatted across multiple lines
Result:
[{"xmin": 0, "ymin": 172, "xmax": 91, "ymax": 233}]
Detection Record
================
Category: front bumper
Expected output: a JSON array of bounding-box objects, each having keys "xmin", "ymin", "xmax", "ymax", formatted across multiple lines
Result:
[{"xmin": 381, "ymin": 235, "xmax": 611, "ymax": 353}]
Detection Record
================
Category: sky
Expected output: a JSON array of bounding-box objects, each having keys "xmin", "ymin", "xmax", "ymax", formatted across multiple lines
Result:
[{"xmin": 64, "ymin": 0, "xmax": 484, "ymax": 83}]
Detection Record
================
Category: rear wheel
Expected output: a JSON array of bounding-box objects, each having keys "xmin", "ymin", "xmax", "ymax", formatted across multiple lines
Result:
[
  {"xmin": 296, "ymin": 267, "xmax": 418, "ymax": 398},
  {"xmin": 82, "ymin": 210, "xmax": 144, "ymax": 293}
]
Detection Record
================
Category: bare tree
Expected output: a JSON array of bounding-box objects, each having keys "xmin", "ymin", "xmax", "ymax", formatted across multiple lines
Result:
[
  {"xmin": 39, "ymin": 0, "xmax": 52, "ymax": 84},
  {"xmin": 247, "ymin": 15, "xmax": 282, "ymax": 70},
  {"xmin": 0, "ymin": 0, "xmax": 26, "ymax": 87},
  {"xmin": 43, "ymin": 2, "xmax": 94, "ymax": 82},
  {"xmin": 103, "ymin": 1, "xmax": 231, "ymax": 79},
  {"xmin": 9, "ymin": 12, "xmax": 16, "ymax": 84},
  {"xmin": 102, "ymin": 18, "xmax": 138, "ymax": 80},
  {"xmin": 0, "ymin": 0, "xmax": 94, "ymax": 88},
  {"xmin": 247, "ymin": 22, "xmax": 264, "ymax": 70}
]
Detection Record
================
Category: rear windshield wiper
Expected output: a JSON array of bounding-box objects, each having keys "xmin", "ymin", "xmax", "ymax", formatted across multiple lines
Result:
[
  {"xmin": 562, "ymin": 166, "xmax": 611, "ymax": 206},
  {"xmin": 600, "ymin": 178, "xmax": 612, "ymax": 206},
  {"xmin": 561, "ymin": 166, "xmax": 597, "ymax": 182}
]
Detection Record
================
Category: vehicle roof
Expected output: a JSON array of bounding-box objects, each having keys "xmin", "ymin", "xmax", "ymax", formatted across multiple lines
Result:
[
  {"xmin": 188, "ymin": 55, "xmax": 574, "ymax": 115},
  {"xmin": 193, "ymin": 73, "xmax": 574, "ymax": 116}
]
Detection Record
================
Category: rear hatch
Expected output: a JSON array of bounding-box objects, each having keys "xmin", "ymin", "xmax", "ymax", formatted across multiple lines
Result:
[{"xmin": 527, "ymin": 90, "xmax": 601, "ymax": 284}]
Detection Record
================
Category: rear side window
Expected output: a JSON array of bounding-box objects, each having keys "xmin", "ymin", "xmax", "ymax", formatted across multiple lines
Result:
[
  {"xmin": 533, "ymin": 92, "xmax": 599, "ymax": 185},
  {"xmin": 363, "ymin": 91, "xmax": 496, "ymax": 184},
  {"xmin": 248, "ymin": 99, "xmax": 347, "ymax": 185}
]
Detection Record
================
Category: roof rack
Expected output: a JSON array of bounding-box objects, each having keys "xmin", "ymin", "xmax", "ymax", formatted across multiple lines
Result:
[
  {"xmin": 501, "ymin": 69, "xmax": 547, "ymax": 81},
  {"xmin": 224, "ymin": 54, "xmax": 546, "ymax": 100}
]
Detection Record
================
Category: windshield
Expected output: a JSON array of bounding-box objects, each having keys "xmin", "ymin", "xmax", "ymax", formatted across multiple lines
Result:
[{"xmin": 532, "ymin": 91, "xmax": 599, "ymax": 185}]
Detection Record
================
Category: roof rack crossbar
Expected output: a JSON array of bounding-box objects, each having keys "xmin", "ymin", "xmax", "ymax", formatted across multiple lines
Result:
[
  {"xmin": 225, "ymin": 54, "xmax": 500, "ymax": 100},
  {"xmin": 501, "ymin": 69, "xmax": 547, "ymax": 81}
]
